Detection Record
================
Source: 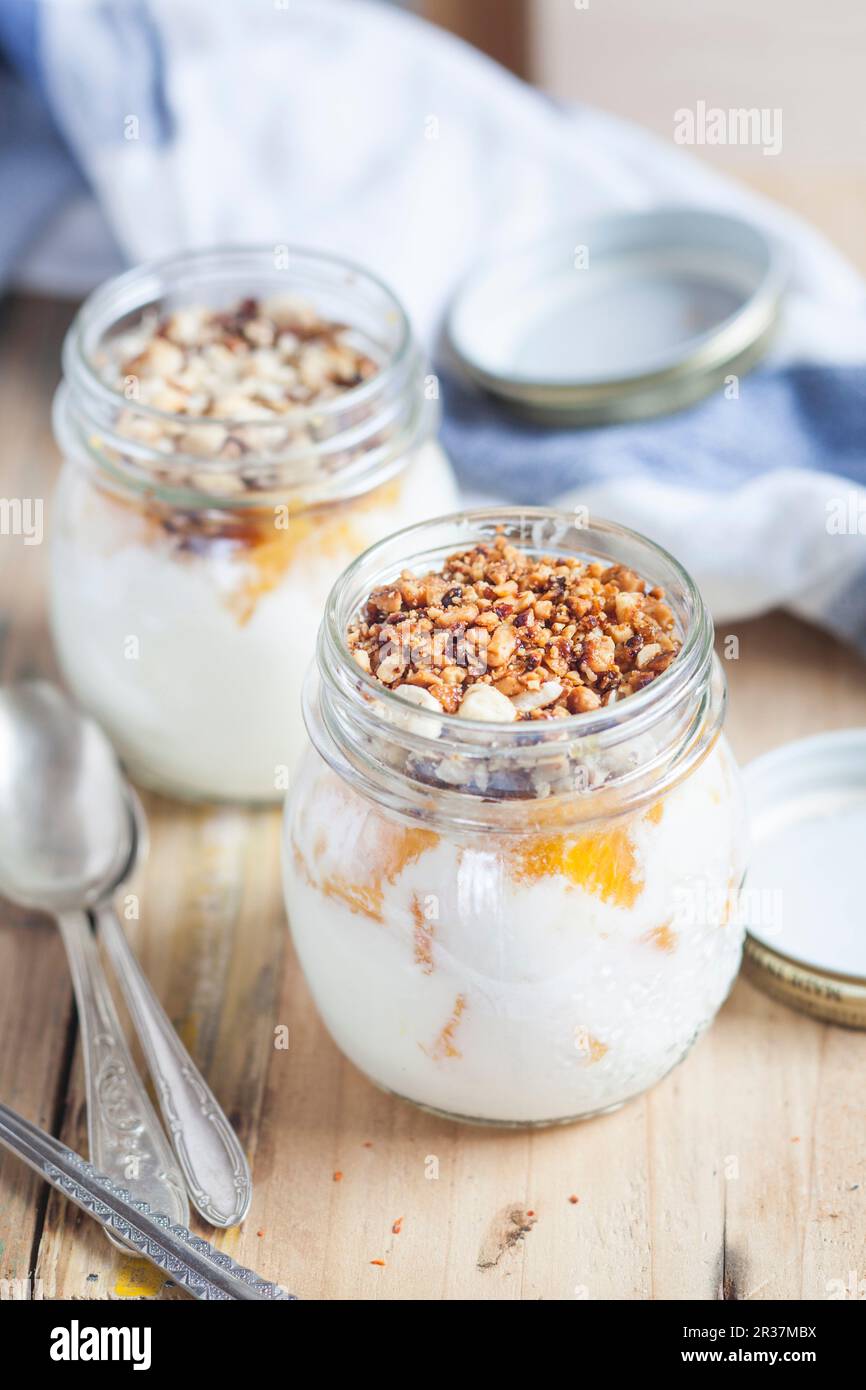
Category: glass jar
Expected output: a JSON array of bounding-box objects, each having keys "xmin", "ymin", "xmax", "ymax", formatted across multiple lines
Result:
[
  {"xmin": 50, "ymin": 246, "xmax": 458, "ymax": 802},
  {"xmin": 283, "ymin": 509, "xmax": 747, "ymax": 1127}
]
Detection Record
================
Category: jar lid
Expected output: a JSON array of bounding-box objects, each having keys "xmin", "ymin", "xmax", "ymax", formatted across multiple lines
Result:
[
  {"xmin": 446, "ymin": 207, "xmax": 787, "ymax": 425},
  {"xmin": 742, "ymin": 729, "xmax": 866, "ymax": 1028}
]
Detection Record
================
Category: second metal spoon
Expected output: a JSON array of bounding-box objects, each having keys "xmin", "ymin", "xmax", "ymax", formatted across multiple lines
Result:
[{"xmin": 95, "ymin": 792, "xmax": 252, "ymax": 1227}]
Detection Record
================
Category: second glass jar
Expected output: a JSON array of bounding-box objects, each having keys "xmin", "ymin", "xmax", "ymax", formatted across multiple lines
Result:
[{"xmin": 51, "ymin": 246, "xmax": 458, "ymax": 802}]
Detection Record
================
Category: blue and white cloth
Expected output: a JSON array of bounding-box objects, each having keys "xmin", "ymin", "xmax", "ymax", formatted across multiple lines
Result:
[{"xmin": 2, "ymin": 0, "xmax": 865, "ymax": 647}]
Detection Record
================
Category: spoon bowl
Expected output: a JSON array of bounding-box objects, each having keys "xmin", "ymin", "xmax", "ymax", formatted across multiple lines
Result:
[{"xmin": 0, "ymin": 681, "xmax": 129, "ymax": 914}]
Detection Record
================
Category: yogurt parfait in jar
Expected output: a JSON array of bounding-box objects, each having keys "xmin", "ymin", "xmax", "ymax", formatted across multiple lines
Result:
[
  {"xmin": 50, "ymin": 247, "xmax": 458, "ymax": 801},
  {"xmin": 283, "ymin": 509, "xmax": 747, "ymax": 1126}
]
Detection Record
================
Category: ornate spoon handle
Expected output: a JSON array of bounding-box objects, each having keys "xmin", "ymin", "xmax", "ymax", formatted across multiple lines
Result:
[
  {"xmin": 0, "ymin": 1101, "xmax": 292, "ymax": 1300},
  {"xmin": 56, "ymin": 911, "xmax": 188, "ymax": 1247},
  {"xmin": 95, "ymin": 904, "xmax": 252, "ymax": 1228}
]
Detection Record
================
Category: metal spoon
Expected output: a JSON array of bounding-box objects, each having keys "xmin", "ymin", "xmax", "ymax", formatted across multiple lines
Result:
[
  {"xmin": 0, "ymin": 681, "xmax": 252, "ymax": 1229},
  {"xmin": 0, "ymin": 681, "xmax": 188, "ymax": 1246},
  {"xmin": 94, "ymin": 792, "xmax": 252, "ymax": 1227},
  {"xmin": 0, "ymin": 1102, "xmax": 290, "ymax": 1298}
]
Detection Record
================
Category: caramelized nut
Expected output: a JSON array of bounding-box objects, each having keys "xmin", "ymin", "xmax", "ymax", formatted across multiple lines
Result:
[
  {"xmin": 636, "ymin": 642, "xmax": 662, "ymax": 669},
  {"xmin": 567, "ymin": 686, "xmax": 602, "ymax": 713},
  {"xmin": 487, "ymin": 622, "xmax": 518, "ymax": 667},
  {"xmin": 584, "ymin": 631, "xmax": 616, "ymax": 672}
]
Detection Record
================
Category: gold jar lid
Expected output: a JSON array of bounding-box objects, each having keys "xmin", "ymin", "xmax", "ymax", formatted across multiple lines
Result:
[
  {"xmin": 742, "ymin": 730, "xmax": 866, "ymax": 1029},
  {"xmin": 446, "ymin": 208, "xmax": 787, "ymax": 425},
  {"xmin": 743, "ymin": 937, "xmax": 866, "ymax": 1029}
]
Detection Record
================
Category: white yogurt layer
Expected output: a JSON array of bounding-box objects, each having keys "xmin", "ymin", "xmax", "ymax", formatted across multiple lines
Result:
[
  {"xmin": 51, "ymin": 441, "xmax": 457, "ymax": 801},
  {"xmin": 284, "ymin": 738, "xmax": 745, "ymax": 1124}
]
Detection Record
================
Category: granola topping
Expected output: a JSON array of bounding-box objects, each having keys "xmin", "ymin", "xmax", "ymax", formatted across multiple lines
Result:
[
  {"xmin": 98, "ymin": 294, "xmax": 380, "ymax": 467},
  {"xmin": 347, "ymin": 534, "xmax": 681, "ymax": 720}
]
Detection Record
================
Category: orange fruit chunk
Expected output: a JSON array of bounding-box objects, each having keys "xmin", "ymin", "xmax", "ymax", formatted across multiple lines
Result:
[{"xmin": 512, "ymin": 825, "xmax": 643, "ymax": 908}]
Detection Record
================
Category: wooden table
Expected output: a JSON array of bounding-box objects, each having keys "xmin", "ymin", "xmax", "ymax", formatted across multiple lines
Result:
[{"xmin": 1, "ymin": 293, "xmax": 864, "ymax": 1302}]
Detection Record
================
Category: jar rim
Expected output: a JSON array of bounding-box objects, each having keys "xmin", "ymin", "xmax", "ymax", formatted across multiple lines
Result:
[
  {"xmin": 56, "ymin": 244, "xmax": 433, "ymax": 507},
  {"xmin": 321, "ymin": 506, "xmax": 712, "ymax": 739},
  {"xmin": 62, "ymin": 243, "xmax": 413, "ymax": 428},
  {"xmin": 309, "ymin": 507, "xmax": 726, "ymax": 830}
]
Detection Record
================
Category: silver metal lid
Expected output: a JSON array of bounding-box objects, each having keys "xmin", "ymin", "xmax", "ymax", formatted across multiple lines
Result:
[
  {"xmin": 742, "ymin": 729, "xmax": 866, "ymax": 1028},
  {"xmin": 447, "ymin": 207, "xmax": 787, "ymax": 425}
]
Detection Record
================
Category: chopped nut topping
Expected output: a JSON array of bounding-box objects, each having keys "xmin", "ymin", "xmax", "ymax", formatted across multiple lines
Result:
[
  {"xmin": 347, "ymin": 535, "xmax": 681, "ymax": 719},
  {"xmin": 98, "ymin": 295, "xmax": 380, "ymax": 476},
  {"xmin": 108, "ymin": 295, "xmax": 377, "ymax": 414}
]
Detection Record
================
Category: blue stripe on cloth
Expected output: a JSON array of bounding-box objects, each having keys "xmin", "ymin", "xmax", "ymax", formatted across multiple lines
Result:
[
  {"xmin": 0, "ymin": 0, "xmax": 175, "ymax": 149},
  {"xmin": 439, "ymin": 364, "xmax": 866, "ymax": 503},
  {"xmin": 0, "ymin": 0, "xmax": 41, "ymax": 87},
  {"xmin": 824, "ymin": 572, "xmax": 866, "ymax": 651},
  {"xmin": 0, "ymin": 70, "xmax": 86, "ymax": 284}
]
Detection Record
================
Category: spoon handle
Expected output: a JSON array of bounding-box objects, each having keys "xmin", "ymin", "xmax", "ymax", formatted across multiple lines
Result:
[
  {"xmin": 56, "ymin": 911, "xmax": 189, "ymax": 1247},
  {"xmin": 95, "ymin": 905, "xmax": 252, "ymax": 1229},
  {"xmin": 0, "ymin": 1102, "xmax": 292, "ymax": 1299}
]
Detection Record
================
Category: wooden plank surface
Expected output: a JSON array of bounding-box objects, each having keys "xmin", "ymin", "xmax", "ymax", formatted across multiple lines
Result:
[{"xmin": 0, "ymin": 289, "xmax": 864, "ymax": 1303}]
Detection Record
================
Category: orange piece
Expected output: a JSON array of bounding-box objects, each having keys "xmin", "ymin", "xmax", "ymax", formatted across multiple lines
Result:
[
  {"xmin": 228, "ymin": 478, "xmax": 403, "ymax": 626},
  {"xmin": 512, "ymin": 825, "xmax": 643, "ymax": 908},
  {"xmin": 318, "ymin": 874, "xmax": 386, "ymax": 921},
  {"xmin": 412, "ymin": 894, "xmax": 435, "ymax": 973},
  {"xmin": 228, "ymin": 515, "xmax": 354, "ymax": 626},
  {"xmin": 94, "ymin": 475, "xmax": 402, "ymax": 628},
  {"xmin": 574, "ymin": 1029, "xmax": 608, "ymax": 1064},
  {"xmin": 423, "ymin": 994, "xmax": 467, "ymax": 1061},
  {"xmin": 296, "ymin": 811, "xmax": 439, "ymax": 924},
  {"xmin": 642, "ymin": 919, "xmax": 678, "ymax": 953},
  {"xmin": 719, "ymin": 870, "xmax": 741, "ymax": 926}
]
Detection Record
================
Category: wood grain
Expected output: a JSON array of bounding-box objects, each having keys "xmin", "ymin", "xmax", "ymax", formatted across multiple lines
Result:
[
  {"xmin": 0, "ymin": 282, "xmax": 864, "ymax": 1301},
  {"xmin": 0, "ymin": 296, "xmax": 76, "ymax": 1301}
]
